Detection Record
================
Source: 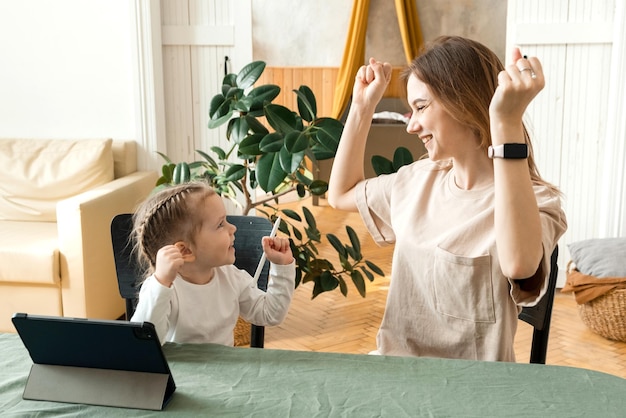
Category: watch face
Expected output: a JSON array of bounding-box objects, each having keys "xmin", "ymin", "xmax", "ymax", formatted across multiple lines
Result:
[{"xmin": 503, "ymin": 143, "xmax": 528, "ymax": 159}]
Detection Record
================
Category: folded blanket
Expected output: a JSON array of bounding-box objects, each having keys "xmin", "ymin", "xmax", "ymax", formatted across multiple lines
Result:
[{"xmin": 561, "ymin": 261, "xmax": 626, "ymax": 304}]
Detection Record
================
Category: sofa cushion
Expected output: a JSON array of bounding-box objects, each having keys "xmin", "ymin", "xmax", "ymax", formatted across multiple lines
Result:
[
  {"xmin": 112, "ymin": 140, "xmax": 138, "ymax": 178},
  {"xmin": 0, "ymin": 221, "xmax": 60, "ymax": 285},
  {"xmin": 0, "ymin": 138, "xmax": 114, "ymax": 222}
]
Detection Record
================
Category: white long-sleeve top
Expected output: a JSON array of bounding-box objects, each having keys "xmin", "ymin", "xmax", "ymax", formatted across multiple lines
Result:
[{"xmin": 131, "ymin": 261, "xmax": 295, "ymax": 345}]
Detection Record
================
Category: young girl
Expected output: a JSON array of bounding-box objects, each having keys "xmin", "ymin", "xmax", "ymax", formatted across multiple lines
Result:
[{"xmin": 130, "ymin": 182, "xmax": 296, "ymax": 346}]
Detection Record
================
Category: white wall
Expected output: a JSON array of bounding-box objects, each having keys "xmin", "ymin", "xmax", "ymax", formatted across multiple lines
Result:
[
  {"xmin": 0, "ymin": 0, "xmax": 136, "ymax": 139},
  {"xmin": 0, "ymin": 0, "xmax": 507, "ymax": 143},
  {"xmin": 251, "ymin": 0, "xmax": 507, "ymax": 66}
]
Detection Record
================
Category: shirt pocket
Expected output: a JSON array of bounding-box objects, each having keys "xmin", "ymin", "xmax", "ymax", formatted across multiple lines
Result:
[{"xmin": 433, "ymin": 246, "xmax": 495, "ymax": 323}]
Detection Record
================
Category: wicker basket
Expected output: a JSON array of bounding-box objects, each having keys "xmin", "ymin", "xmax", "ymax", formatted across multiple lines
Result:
[
  {"xmin": 578, "ymin": 288, "xmax": 626, "ymax": 342},
  {"xmin": 234, "ymin": 316, "xmax": 251, "ymax": 346}
]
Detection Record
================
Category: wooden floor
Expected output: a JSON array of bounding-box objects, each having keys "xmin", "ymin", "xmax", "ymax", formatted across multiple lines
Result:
[{"xmin": 264, "ymin": 199, "xmax": 626, "ymax": 379}]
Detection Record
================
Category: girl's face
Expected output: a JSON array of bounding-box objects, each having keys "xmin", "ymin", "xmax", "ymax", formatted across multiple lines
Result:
[
  {"xmin": 405, "ymin": 74, "xmax": 475, "ymax": 161},
  {"xmin": 190, "ymin": 194, "xmax": 237, "ymax": 268}
]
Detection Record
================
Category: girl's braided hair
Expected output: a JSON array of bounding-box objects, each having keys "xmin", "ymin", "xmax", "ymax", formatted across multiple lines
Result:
[{"xmin": 132, "ymin": 182, "xmax": 216, "ymax": 277}]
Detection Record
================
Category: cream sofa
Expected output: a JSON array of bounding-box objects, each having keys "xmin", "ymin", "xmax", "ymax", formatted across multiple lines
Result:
[{"xmin": 0, "ymin": 138, "xmax": 158, "ymax": 332}]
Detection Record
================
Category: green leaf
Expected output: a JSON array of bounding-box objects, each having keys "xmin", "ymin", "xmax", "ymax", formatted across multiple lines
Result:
[
  {"xmin": 280, "ymin": 209, "xmax": 302, "ymax": 222},
  {"xmin": 326, "ymin": 233, "xmax": 347, "ymax": 258},
  {"xmin": 224, "ymin": 86, "xmax": 243, "ymax": 100},
  {"xmin": 208, "ymin": 95, "xmax": 234, "ymax": 129},
  {"xmin": 338, "ymin": 276, "xmax": 348, "ymax": 297},
  {"xmin": 293, "ymin": 86, "xmax": 317, "ymax": 122},
  {"xmin": 339, "ymin": 253, "xmax": 353, "ymax": 272},
  {"xmin": 313, "ymin": 117, "xmax": 343, "ymax": 153},
  {"xmin": 256, "ymin": 152, "xmax": 287, "ymax": 192},
  {"xmin": 292, "ymin": 227, "xmax": 303, "ymax": 241},
  {"xmin": 237, "ymin": 133, "xmax": 264, "ymax": 156},
  {"xmin": 346, "ymin": 246, "xmax": 359, "ymax": 261},
  {"xmin": 156, "ymin": 151, "xmax": 173, "ymax": 164},
  {"xmin": 279, "ymin": 147, "xmax": 304, "ymax": 174},
  {"xmin": 312, "ymin": 281, "xmax": 323, "ymax": 299},
  {"xmin": 236, "ymin": 61, "xmax": 266, "ymax": 90},
  {"xmin": 222, "ymin": 73, "xmax": 237, "ymax": 87},
  {"xmin": 195, "ymin": 150, "xmax": 219, "ymax": 168},
  {"xmin": 284, "ymin": 131, "xmax": 309, "ymax": 153},
  {"xmin": 259, "ymin": 132, "xmax": 284, "ymax": 153},
  {"xmin": 245, "ymin": 115, "xmax": 269, "ymax": 135},
  {"xmin": 228, "ymin": 117, "xmax": 250, "ymax": 144},
  {"xmin": 296, "ymin": 183, "xmax": 306, "ymax": 197},
  {"xmin": 208, "ymin": 94, "xmax": 226, "ymax": 119},
  {"xmin": 308, "ymin": 180, "xmax": 328, "ymax": 196},
  {"xmin": 310, "ymin": 258, "xmax": 334, "ymax": 271},
  {"xmin": 248, "ymin": 84, "xmax": 281, "ymax": 104},
  {"xmin": 295, "ymin": 269, "xmax": 302, "ymax": 288},
  {"xmin": 320, "ymin": 270, "xmax": 339, "ymax": 291},
  {"xmin": 351, "ymin": 270, "xmax": 367, "ymax": 297},
  {"xmin": 224, "ymin": 164, "xmax": 246, "ymax": 182},
  {"xmin": 392, "ymin": 147, "xmax": 414, "ymax": 171},
  {"xmin": 211, "ymin": 146, "xmax": 227, "ymax": 160},
  {"xmin": 155, "ymin": 177, "xmax": 169, "ymax": 187},
  {"xmin": 365, "ymin": 260, "xmax": 385, "ymax": 276},
  {"xmin": 360, "ymin": 266, "xmax": 374, "ymax": 282},
  {"xmin": 158, "ymin": 162, "xmax": 175, "ymax": 184},
  {"xmin": 346, "ymin": 226, "xmax": 361, "ymax": 259},
  {"xmin": 371, "ymin": 155, "xmax": 394, "ymax": 176},
  {"xmin": 295, "ymin": 171, "xmax": 312, "ymax": 186},
  {"xmin": 302, "ymin": 206, "xmax": 316, "ymax": 229},
  {"xmin": 173, "ymin": 162, "xmax": 191, "ymax": 184},
  {"xmin": 265, "ymin": 104, "xmax": 297, "ymax": 134},
  {"xmin": 310, "ymin": 144, "xmax": 336, "ymax": 161}
]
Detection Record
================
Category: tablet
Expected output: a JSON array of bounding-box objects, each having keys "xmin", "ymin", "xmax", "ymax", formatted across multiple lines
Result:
[{"xmin": 12, "ymin": 313, "xmax": 176, "ymax": 410}]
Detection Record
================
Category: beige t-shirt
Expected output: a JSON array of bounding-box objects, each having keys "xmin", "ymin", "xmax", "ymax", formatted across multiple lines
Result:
[{"xmin": 356, "ymin": 159, "xmax": 567, "ymax": 362}]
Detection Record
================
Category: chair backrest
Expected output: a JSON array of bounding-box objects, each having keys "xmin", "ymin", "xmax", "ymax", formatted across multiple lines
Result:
[
  {"xmin": 110, "ymin": 213, "xmax": 273, "ymax": 348},
  {"xmin": 518, "ymin": 246, "xmax": 559, "ymax": 364}
]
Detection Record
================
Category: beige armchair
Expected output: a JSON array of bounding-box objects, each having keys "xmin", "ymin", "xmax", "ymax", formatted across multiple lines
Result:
[{"xmin": 0, "ymin": 138, "xmax": 157, "ymax": 332}]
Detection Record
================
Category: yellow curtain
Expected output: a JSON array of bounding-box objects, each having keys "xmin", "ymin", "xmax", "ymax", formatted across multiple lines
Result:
[
  {"xmin": 395, "ymin": 0, "xmax": 424, "ymax": 64},
  {"xmin": 331, "ymin": 0, "xmax": 423, "ymax": 119},
  {"xmin": 331, "ymin": 0, "xmax": 370, "ymax": 119}
]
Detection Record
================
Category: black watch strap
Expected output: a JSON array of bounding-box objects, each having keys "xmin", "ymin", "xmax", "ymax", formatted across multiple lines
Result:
[{"xmin": 488, "ymin": 143, "xmax": 528, "ymax": 159}]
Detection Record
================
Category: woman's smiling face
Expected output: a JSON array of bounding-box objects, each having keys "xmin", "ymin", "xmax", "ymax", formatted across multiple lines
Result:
[{"xmin": 405, "ymin": 74, "xmax": 474, "ymax": 161}]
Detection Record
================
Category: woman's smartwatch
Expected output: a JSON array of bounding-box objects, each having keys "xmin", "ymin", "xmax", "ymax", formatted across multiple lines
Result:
[{"xmin": 488, "ymin": 143, "xmax": 528, "ymax": 159}]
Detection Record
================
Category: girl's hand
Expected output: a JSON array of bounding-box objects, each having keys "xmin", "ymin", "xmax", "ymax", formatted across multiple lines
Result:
[
  {"xmin": 154, "ymin": 244, "xmax": 184, "ymax": 287},
  {"xmin": 489, "ymin": 47, "xmax": 545, "ymax": 130},
  {"xmin": 352, "ymin": 57, "xmax": 393, "ymax": 110},
  {"xmin": 262, "ymin": 236, "xmax": 294, "ymax": 266}
]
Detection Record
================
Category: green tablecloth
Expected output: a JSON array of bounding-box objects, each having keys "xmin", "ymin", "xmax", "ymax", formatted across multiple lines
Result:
[{"xmin": 1, "ymin": 333, "xmax": 625, "ymax": 417}]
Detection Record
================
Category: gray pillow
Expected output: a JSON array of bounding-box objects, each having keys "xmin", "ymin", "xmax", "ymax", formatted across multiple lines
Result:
[{"xmin": 568, "ymin": 238, "xmax": 626, "ymax": 278}]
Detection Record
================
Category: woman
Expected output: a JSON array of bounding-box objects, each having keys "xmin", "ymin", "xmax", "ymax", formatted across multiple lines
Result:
[{"xmin": 328, "ymin": 36, "xmax": 567, "ymax": 362}]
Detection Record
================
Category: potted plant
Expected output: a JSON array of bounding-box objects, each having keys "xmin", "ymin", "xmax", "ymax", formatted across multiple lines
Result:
[{"xmin": 157, "ymin": 61, "xmax": 384, "ymax": 299}]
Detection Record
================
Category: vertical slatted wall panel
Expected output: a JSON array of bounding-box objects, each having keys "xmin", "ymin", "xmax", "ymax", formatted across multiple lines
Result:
[
  {"xmin": 161, "ymin": 0, "xmax": 194, "ymax": 163},
  {"xmin": 189, "ymin": 0, "xmax": 230, "ymax": 164},
  {"xmin": 160, "ymin": 0, "xmax": 250, "ymax": 167},
  {"xmin": 507, "ymin": 0, "xmax": 615, "ymax": 282},
  {"xmin": 257, "ymin": 67, "xmax": 338, "ymax": 118}
]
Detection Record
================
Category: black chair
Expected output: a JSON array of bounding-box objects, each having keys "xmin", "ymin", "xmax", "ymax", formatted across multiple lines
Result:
[
  {"xmin": 518, "ymin": 246, "xmax": 559, "ymax": 364},
  {"xmin": 110, "ymin": 213, "xmax": 273, "ymax": 348}
]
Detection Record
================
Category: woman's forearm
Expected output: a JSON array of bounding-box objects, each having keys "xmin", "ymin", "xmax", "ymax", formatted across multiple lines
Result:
[{"xmin": 327, "ymin": 103, "xmax": 375, "ymax": 211}]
